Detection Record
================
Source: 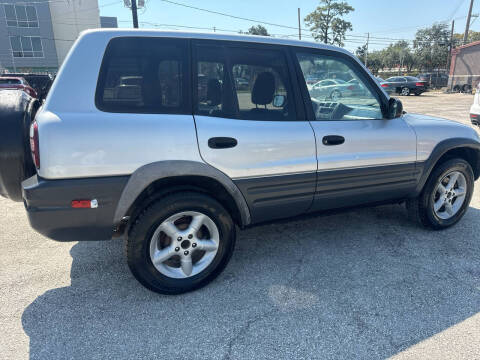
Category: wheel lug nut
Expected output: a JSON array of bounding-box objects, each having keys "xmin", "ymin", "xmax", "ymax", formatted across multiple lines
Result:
[
  {"xmin": 192, "ymin": 243, "xmax": 197, "ymax": 248},
  {"xmin": 177, "ymin": 237, "xmax": 182, "ymax": 241},
  {"xmin": 175, "ymin": 247, "xmax": 180, "ymax": 252},
  {"xmin": 184, "ymin": 251, "xmax": 189, "ymax": 255},
  {"xmin": 188, "ymin": 234, "xmax": 193, "ymax": 239}
]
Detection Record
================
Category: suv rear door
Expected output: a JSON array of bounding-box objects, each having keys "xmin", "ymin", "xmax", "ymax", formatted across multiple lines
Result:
[
  {"xmin": 193, "ymin": 41, "xmax": 317, "ymax": 223},
  {"xmin": 293, "ymin": 49, "xmax": 417, "ymax": 211}
]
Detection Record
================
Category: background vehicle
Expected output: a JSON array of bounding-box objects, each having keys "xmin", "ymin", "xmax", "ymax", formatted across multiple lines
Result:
[
  {"xmin": 1, "ymin": 74, "xmax": 52, "ymax": 101},
  {"xmin": 1, "ymin": 30, "xmax": 479, "ymax": 295},
  {"xmin": 471, "ymin": 84, "xmax": 480, "ymax": 126},
  {"xmin": 309, "ymin": 79, "xmax": 354, "ymax": 100},
  {"xmin": 0, "ymin": 77, "xmax": 37, "ymax": 98},
  {"xmin": 417, "ymin": 72, "xmax": 449, "ymax": 88},
  {"xmin": 381, "ymin": 76, "xmax": 427, "ymax": 96}
]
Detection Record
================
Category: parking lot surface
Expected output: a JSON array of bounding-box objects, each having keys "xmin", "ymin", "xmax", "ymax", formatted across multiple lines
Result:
[{"xmin": 1, "ymin": 92, "xmax": 479, "ymax": 360}]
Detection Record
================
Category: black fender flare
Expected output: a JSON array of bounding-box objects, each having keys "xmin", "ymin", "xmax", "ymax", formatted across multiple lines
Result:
[
  {"xmin": 113, "ymin": 160, "xmax": 251, "ymax": 226},
  {"xmin": 414, "ymin": 138, "xmax": 480, "ymax": 195}
]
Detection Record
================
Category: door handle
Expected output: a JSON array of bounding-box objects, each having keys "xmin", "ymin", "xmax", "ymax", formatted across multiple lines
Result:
[
  {"xmin": 322, "ymin": 135, "xmax": 345, "ymax": 146},
  {"xmin": 208, "ymin": 137, "xmax": 238, "ymax": 149}
]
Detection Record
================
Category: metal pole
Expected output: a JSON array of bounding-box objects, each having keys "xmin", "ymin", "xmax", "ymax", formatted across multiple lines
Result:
[
  {"xmin": 463, "ymin": 0, "xmax": 474, "ymax": 44},
  {"xmin": 365, "ymin": 32, "xmax": 369, "ymax": 67},
  {"xmin": 447, "ymin": 20, "xmax": 455, "ymax": 71},
  {"xmin": 298, "ymin": 8, "xmax": 301, "ymax": 40},
  {"xmin": 131, "ymin": 0, "xmax": 139, "ymax": 28}
]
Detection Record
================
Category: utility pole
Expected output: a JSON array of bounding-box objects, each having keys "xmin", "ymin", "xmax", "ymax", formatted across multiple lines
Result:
[
  {"xmin": 364, "ymin": 32, "xmax": 369, "ymax": 67},
  {"xmin": 131, "ymin": 0, "xmax": 139, "ymax": 28},
  {"xmin": 463, "ymin": 0, "xmax": 474, "ymax": 44},
  {"xmin": 298, "ymin": 8, "xmax": 301, "ymax": 40},
  {"xmin": 447, "ymin": 20, "xmax": 455, "ymax": 71}
]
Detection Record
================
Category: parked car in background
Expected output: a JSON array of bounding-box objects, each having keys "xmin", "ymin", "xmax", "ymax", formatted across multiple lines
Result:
[
  {"xmin": 309, "ymin": 79, "xmax": 353, "ymax": 100},
  {"xmin": 380, "ymin": 76, "xmax": 427, "ymax": 96},
  {"xmin": 0, "ymin": 77, "xmax": 37, "ymax": 98},
  {"xmin": 1, "ymin": 73, "xmax": 52, "ymax": 101},
  {"xmin": 417, "ymin": 72, "xmax": 449, "ymax": 88},
  {"xmin": 471, "ymin": 84, "xmax": 480, "ymax": 127}
]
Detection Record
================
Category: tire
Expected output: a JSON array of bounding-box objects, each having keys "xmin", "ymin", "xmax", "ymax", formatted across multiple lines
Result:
[
  {"xmin": 401, "ymin": 87, "xmax": 410, "ymax": 96},
  {"xmin": 406, "ymin": 158, "xmax": 474, "ymax": 229},
  {"xmin": 463, "ymin": 84, "xmax": 472, "ymax": 93},
  {"xmin": 453, "ymin": 85, "xmax": 461, "ymax": 93},
  {"xmin": 0, "ymin": 90, "xmax": 38, "ymax": 201},
  {"xmin": 126, "ymin": 191, "xmax": 236, "ymax": 294}
]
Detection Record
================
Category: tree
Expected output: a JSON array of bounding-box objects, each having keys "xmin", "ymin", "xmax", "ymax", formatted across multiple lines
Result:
[
  {"xmin": 304, "ymin": 0, "xmax": 354, "ymax": 47},
  {"xmin": 355, "ymin": 44, "xmax": 367, "ymax": 63},
  {"xmin": 453, "ymin": 30, "xmax": 480, "ymax": 46},
  {"xmin": 413, "ymin": 23, "xmax": 450, "ymax": 71},
  {"xmin": 243, "ymin": 25, "xmax": 270, "ymax": 36}
]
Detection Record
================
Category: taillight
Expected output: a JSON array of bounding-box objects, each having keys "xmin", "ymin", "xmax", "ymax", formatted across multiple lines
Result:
[
  {"xmin": 415, "ymin": 82, "xmax": 424, "ymax": 86},
  {"xmin": 29, "ymin": 121, "xmax": 40, "ymax": 169},
  {"xmin": 381, "ymin": 83, "xmax": 389, "ymax": 87}
]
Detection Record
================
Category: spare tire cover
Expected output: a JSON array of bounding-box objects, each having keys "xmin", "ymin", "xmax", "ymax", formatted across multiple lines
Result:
[{"xmin": 0, "ymin": 90, "xmax": 37, "ymax": 202}]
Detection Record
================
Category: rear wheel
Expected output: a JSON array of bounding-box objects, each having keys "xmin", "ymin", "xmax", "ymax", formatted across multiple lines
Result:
[
  {"xmin": 406, "ymin": 158, "xmax": 474, "ymax": 229},
  {"xmin": 126, "ymin": 192, "xmax": 236, "ymax": 294}
]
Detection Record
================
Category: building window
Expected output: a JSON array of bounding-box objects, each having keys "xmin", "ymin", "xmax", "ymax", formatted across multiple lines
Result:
[
  {"xmin": 9, "ymin": 36, "xmax": 44, "ymax": 58},
  {"xmin": 4, "ymin": 4, "xmax": 39, "ymax": 27}
]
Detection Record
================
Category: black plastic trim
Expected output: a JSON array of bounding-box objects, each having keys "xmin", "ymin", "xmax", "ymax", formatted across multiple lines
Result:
[
  {"xmin": 235, "ymin": 163, "xmax": 419, "ymax": 224},
  {"xmin": 22, "ymin": 175, "xmax": 129, "ymax": 241},
  {"xmin": 234, "ymin": 172, "xmax": 316, "ymax": 223},
  {"xmin": 413, "ymin": 138, "xmax": 480, "ymax": 195}
]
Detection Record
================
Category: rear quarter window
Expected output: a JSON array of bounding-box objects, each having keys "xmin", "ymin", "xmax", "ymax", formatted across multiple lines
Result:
[{"xmin": 95, "ymin": 37, "xmax": 190, "ymax": 114}]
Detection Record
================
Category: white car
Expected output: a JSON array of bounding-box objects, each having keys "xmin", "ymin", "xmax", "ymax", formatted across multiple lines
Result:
[{"xmin": 470, "ymin": 84, "xmax": 480, "ymax": 127}]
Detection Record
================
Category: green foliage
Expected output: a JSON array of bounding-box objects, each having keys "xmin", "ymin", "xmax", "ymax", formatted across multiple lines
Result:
[
  {"xmin": 412, "ymin": 23, "xmax": 450, "ymax": 71},
  {"xmin": 243, "ymin": 25, "xmax": 270, "ymax": 36},
  {"xmin": 304, "ymin": 0, "xmax": 354, "ymax": 47},
  {"xmin": 453, "ymin": 30, "xmax": 480, "ymax": 46}
]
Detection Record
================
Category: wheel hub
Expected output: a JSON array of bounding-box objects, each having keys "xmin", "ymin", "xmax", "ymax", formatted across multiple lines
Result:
[
  {"xmin": 149, "ymin": 211, "xmax": 220, "ymax": 279},
  {"xmin": 433, "ymin": 171, "xmax": 467, "ymax": 220}
]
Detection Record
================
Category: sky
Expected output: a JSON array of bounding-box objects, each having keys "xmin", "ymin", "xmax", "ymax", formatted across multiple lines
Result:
[{"xmin": 98, "ymin": 0, "xmax": 480, "ymax": 52}]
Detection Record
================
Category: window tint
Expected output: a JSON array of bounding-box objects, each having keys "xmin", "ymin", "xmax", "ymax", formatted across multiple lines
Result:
[
  {"xmin": 296, "ymin": 52, "xmax": 383, "ymax": 121},
  {"xmin": 194, "ymin": 43, "xmax": 296, "ymax": 121},
  {"xmin": 96, "ymin": 37, "xmax": 188, "ymax": 114},
  {"xmin": 229, "ymin": 47, "xmax": 295, "ymax": 121},
  {"xmin": 0, "ymin": 78, "xmax": 21, "ymax": 85}
]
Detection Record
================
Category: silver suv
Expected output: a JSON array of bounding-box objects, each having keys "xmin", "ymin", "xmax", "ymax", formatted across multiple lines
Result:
[{"xmin": 4, "ymin": 30, "xmax": 480, "ymax": 294}]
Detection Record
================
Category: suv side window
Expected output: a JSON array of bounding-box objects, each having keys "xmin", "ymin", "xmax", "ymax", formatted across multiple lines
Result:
[
  {"xmin": 96, "ymin": 37, "xmax": 189, "ymax": 114},
  {"xmin": 296, "ymin": 52, "xmax": 383, "ymax": 121},
  {"xmin": 194, "ymin": 43, "xmax": 296, "ymax": 121}
]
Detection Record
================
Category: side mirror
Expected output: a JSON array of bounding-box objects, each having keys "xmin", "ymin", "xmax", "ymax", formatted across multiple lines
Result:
[
  {"xmin": 273, "ymin": 94, "xmax": 286, "ymax": 108},
  {"xmin": 388, "ymin": 97, "xmax": 403, "ymax": 119}
]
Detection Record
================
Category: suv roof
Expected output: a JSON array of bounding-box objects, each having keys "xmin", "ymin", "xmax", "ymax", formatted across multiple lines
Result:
[{"xmin": 81, "ymin": 28, "xmax": 352, "ymax": 56}]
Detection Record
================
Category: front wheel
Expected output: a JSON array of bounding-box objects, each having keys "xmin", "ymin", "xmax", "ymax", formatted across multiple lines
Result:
[
  {"xmin": 401, "ymin": 87, "xmax": 410, "ymax": 96},
  {"xmin": 126, "ymin": 192, "xmax": 236, "ymax": 294},
  {"xmin": 406, "ymin": 158, "xmax": 474, "ymax": 229}
]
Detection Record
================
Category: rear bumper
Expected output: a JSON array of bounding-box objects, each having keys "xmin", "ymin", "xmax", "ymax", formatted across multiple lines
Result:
[{"xmin": 22, "ymin": 175, "xmax": 129, "ymax": 241}]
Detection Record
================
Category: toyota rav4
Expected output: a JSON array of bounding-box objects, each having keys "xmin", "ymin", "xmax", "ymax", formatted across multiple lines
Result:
[{"xmin": 1, "ymin": 30, "xmax": 479, "ymax": 294}]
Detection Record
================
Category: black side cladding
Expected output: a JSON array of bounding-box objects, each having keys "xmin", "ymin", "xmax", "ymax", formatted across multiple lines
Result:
[{"xmin": 0, "ymin": 90, "xmax": 38, "ymax": 201}]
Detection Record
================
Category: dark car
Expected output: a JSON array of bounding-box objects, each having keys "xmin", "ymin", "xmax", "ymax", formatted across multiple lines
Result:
[
  {"xmin": 1, "ymin": 73, "xmax": 53, "ymax": 101},
  {"xmin": 417, "ymin": 72, "xmax": 449, "ymax": 88},
  {"xmin": 380, "ymin": 76, "xmax": 427, "ymax": 96}
]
